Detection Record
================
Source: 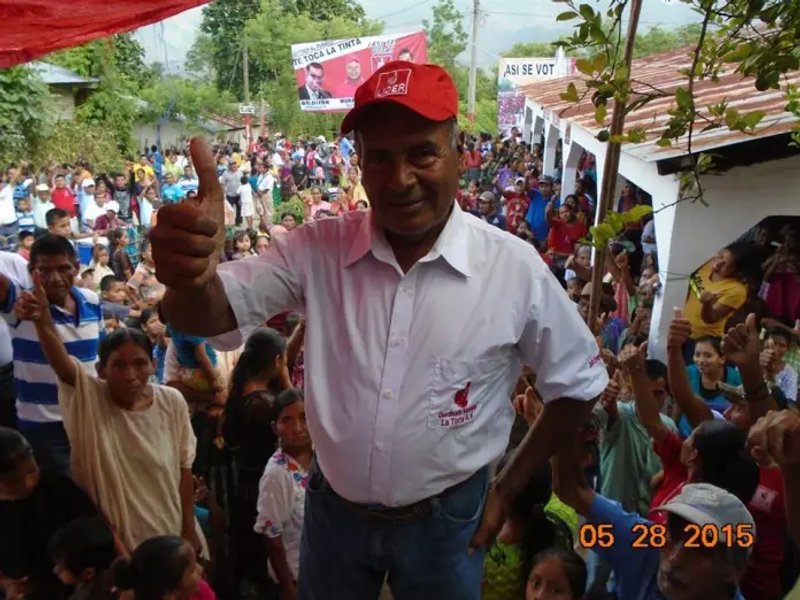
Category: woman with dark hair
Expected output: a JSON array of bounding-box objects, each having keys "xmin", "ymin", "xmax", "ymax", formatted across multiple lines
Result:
[
  {"xmin": 223, "ymin": 327, "xmax": 293, "ymax": 594},
  {"xmin": 0, "ymin": 427, "xmax": 97, "ymax": 600},
  {"xmin": 15, "ymin": 273, "xmax": 202, "ymax": 555},
  {"xmin": 683, "ymin": 244, "xmax": 752, "ymax": 361},
  {"xmin": 113, "ymin": 535, "xmax": 216, "ymax": 599}
]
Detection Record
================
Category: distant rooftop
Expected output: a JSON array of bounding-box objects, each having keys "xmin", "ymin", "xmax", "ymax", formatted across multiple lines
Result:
[{"xmin": 31, "ymin": 61, "xmax": 98, "ymax": 87}]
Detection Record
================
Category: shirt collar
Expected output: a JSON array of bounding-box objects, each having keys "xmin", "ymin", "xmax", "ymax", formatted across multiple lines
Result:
[{"xmin": 344, "ymin": 201, "xmax": 472, "ymax": 278}]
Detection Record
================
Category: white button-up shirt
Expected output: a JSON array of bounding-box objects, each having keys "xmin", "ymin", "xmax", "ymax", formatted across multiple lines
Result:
[{"xmin": 212, "ymin": 204, "xmax": 608, "ymax": 506}]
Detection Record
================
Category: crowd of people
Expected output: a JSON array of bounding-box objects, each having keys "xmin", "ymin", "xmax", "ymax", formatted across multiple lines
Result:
[{"xmin": 0, "ymin": 60, "xmax": 798, "ymax": 600}]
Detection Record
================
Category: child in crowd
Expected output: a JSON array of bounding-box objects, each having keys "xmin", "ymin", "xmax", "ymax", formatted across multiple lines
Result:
[
  {"xmin": 100, "ymin": 274, "xmax": 140, "ymax": 322},
  {"xmin": 238, "ymin": 174, "xmax": 254, "ymax": 229},
  {"xmin": 355, "ymin": 199, "xmax": 369, "ymax": 211},
  {"xmin": 103, "ymin": 312, "xmax": 122, "ymax": 336},
  {"xmin": 108, "ymin": 228, "xmax": 133, "ymax": 281},
  {"xmin": 48, "ymin": 517, "xmax": 116, "ymax": 600},
  {"xmin": 112, "ymin": 536, "xmax": 216, "ymax": 600},
  {"xmin": 762, "ymin": 327, "xmax": 798, "ymax": 406},
  {"xmin": 231, "ymin": 230, "xmax": 255, "ymax": 260},
  {"xmin": 254, "ymin": 233, "xmax": 270, "ymax": 256},
  {"xmin": 482, "ymin": 457, "xmax": 576, "ymax": 600},
  {"xmin": 17, "ymin": 230, "xmax": 34, "ymax": 260},
  {"xmin": 18, "ymin": 277, "xmax": 204, "ymax": 554},
  {"xmin": 16, "ymin": 196, "xmax": 35, "ymax": 233},
  {"xmin": 0, "ymin": 427, "xmax": 97, "ymax": 599},
  {"xmin": 140, "ymin": 308, "xmax": 167, "ymax": 384},
  {"xmin": 255, "ymin": 389, "xmax": 310, "ymax": 599},
  {"xmin": 526, "ymin": 549, "xmax": 587, "ymax": 600},
  {"xmin": 90, "ymin": 244, "xmax": 115, "ymax": 287},
  {"xmin": 79, "ymin": 266, "xmax": 95, "ymax": 291},
  {"xmin": 47, "ymin": 208, "xmax": 73, "ymax": 239},
  {"xmin": 167, "ymin": 323, "xmax": 224, "ymax": 399},
  {"xmin": 127, "ymin": 239, "xmax": 166, "ymax": 306}
]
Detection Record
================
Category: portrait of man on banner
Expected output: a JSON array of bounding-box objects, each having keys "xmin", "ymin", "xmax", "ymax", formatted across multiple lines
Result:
[
  {"xmin": 338, "ymin": 58, "xmax": 365, "ymax": 97},
  {"xmin": 298, "ymin": 62, "xmax": 333, "ymax": 100}
]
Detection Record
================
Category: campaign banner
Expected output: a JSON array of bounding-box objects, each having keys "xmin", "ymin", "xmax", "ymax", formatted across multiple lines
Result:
[
  {"xmin": 497, "ymin": 52, "xmax": 577, "ymax": 134},
  {"xmin": 291, "ymin": 30, "xmax": 427, "ymax": 112}
]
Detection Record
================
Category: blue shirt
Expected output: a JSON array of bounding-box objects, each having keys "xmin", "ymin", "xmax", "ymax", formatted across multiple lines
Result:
[
  {"xmin": 167, "ymin": 325, "xmax": 217, "ymax": 369},
  {"xmin": 15, "ymin": 211, "xmax": 35, "ymax": 233},
  {"xmin": 677, "ymin": 364, "xmax": 742, "ymax": 437},
  {"xmin": 471, "ymin": 210, "xmax": 506, "ymax": 230},
  {"xmin": 161, "ymin": 183, "xmax": 185, "ymax": 204},
  {"xmin": 179, "ymin": 177, "xmax": 199, "ymax": 195},
  {"xmin": 588, "ymin": 494, "xmax": 745, "ymax": 600},
  {"xmin": 339, "ymin": 137, "xmax": 354, "ymax": 162},
  {"xmin": 2, "ymin": 286, "xmax": 101, "ymax": 426},
  {"xmin": 153, "ymin": 342, "xmax": 166, "ymax": 384}
]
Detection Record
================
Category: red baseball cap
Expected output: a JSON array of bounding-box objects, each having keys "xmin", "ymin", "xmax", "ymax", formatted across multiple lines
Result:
[{"xmin": 340, "ymin": 61, "xmax": 458, "ymax": 134}]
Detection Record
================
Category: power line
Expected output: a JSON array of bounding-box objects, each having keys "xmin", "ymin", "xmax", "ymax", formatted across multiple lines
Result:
[{"xmin": 374, "ymin": 0, "xmax": 435, "ymax": 21}]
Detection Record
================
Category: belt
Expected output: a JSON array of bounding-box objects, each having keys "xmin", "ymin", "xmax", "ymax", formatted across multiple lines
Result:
[{"xmin": 316, "ymin": 463, "xmax": 485, "ymax": 523}]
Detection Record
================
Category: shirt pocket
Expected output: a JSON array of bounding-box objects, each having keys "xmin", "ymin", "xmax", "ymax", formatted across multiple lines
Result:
[{"xmin": 427, "ymin": 356, "xmax": 504, "ymax": 433}]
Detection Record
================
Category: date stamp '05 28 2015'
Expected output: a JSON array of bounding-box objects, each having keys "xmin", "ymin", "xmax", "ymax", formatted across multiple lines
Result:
[{"xmin": 579, "ymin": 522, "xmax": 755, "ymax": 550}]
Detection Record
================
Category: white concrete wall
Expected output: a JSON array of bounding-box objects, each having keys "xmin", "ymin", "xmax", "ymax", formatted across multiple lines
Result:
[{"xmin": 648, "ymin": 154, "xmax": 800, "ymax": 361}]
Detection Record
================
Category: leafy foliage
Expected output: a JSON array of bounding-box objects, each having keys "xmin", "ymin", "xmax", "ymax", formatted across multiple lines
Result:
[
  {"xmin": 138, "ymin": 77, "xmax": 237, "ymax": 126},
  {"xmin": 0, "ymin": 65, "xmax": 53, "ymax": 166},
  {"xmin": 273, "ymin": 196, "xmax": 306, "ymax": 224},
  {"xmin": 423, "ymin": 0, "xmax": 468, "ymax": 76},
  {"xmin": 502, "ymin": 42, "xmax": 558, "ymax": 58},
  {"xmin": 31, "ymin": 121, "xmax": 126, "ymax": 174}
]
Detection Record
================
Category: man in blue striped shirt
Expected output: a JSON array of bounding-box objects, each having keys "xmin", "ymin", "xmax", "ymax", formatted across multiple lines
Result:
[{"xmin": 0, "ymin": 234, "xmax": 102, "ymax": 475}]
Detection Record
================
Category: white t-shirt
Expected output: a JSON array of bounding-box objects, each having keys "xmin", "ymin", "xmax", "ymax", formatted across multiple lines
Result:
[
  {"xmin": 32, "ymin": 198, "xmax": 55, "ymax": 229},
  {"xmin": 59, "ymin": 358, "xmax": 199, "ymax": 551},
  {"xmin": 0, "ymin": 252, "xmax": 31, "ymax": 365},
  {"xmin": 272, "ymin": 152, "xmax": 284, "ymax": 168},
  {"xmin": 238, "ymin": 183, "xmax": 253, "ymax": 206},
  {"xmin": 257, "ymin": 173, "xmax": 275, "ymax": 194},
  {"xmin": 83, "ymin": 202, "xmax": 106, "ymax": 228},
  {"xmin": 0, "ymin": 184, "xmax": 16, "ymax": 225}
]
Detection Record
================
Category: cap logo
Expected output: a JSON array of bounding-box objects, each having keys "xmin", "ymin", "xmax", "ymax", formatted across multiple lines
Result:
[{"xmin": 376, "ymin": 68, "xmax": 411, "ymax": 98}]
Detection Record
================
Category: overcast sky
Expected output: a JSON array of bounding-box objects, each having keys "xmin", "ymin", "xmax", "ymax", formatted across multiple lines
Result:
[{"xmin": 136, "ymin": 0, "xmax": 700, "ymax": 71}]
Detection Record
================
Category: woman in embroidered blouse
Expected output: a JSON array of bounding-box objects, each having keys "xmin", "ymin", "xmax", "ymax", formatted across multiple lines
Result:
[{"xmin": 254, "ymin": 389, "xmax": 310, "ymax": 599}]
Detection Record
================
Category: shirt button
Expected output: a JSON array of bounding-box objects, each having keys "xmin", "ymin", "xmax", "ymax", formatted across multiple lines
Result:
[{"xmin": 382, "ymin": 389, "xmax": 393, "ymax": 399}]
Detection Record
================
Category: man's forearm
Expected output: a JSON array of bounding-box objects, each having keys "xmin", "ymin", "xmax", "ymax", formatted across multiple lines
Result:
[
  {"xmin": 161, "ymin": 274, "xmax": 237, "ymax": 336},
  {"xmin": 495, "ymin": 397, "xmax": 595, "ymax": 501}
]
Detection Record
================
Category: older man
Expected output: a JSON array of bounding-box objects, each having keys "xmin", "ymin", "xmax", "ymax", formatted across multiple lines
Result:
[{"xmin": 150, "ymin": 62, "xmax": 607, "ymax": 599}]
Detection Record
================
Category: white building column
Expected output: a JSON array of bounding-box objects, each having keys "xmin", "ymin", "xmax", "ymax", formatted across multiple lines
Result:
[{"xmin": 542, "ymin": 122, "xmax": 559, "ymax": 178}]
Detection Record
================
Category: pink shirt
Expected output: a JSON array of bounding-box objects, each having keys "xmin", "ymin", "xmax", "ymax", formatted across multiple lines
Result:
[
  {"xmin": 192, "ymin": 580, "xmax": 217, "ymax": 600},
  {"xmin": 309, "ymin": 201, "xmax": 332, "ymax": 220}
]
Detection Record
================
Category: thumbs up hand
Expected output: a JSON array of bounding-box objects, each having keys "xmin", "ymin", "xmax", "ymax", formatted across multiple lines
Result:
[
  {"xmin": 667, "ymin": 307, "xmax": 692, "ymax": 351},
  {"xmin": 14, "ymin": 271, "xmax": 51, "ymax": 324},
  {"xmin": 150, "ymin": 138, "xmax": 225, "ymax": 290},
  {"xmin": 721, "ymin": 313, "xmax": 760, "ymax": 369}
]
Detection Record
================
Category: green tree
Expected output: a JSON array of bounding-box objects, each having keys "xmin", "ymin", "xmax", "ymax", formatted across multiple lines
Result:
[
  {"xmin": 633, "ymin": 24, "xmax": 702, "ymax": 58},
  {"xmin": 245, "ymin": 0, "xmax": 381, "ymax": 135},
  {"xmin": 138, "ymin": 76, "xmax": 237, "ymax": 126},
  {"xmin": 199, "ymin": 0, "xmax": 265, "ymax": 97},
  {"xmin": 502, "ymin": 42, "xmax": 557, "ymax": 58},
  {"xmin": 47, "ymin": 33, "xmax": 148, "ymax": 86},
  {"xmin": 186, "ymin": 32, "xmax": 217, "ymax": 80},
  {"xmin": 0, "ymin": 65, "xmax": 53, "ymax": 165},
  {"xmin": 423, "ymin": 0, "xmax": 468, "ymax": 76}
]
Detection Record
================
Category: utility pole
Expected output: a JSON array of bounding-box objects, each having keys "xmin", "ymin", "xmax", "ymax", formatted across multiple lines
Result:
[
  {"xmin": 242, "ymin": 34, "xmax": 251, "ymax": 148},
  {"xmin": 467, "ymin": 0, "xmax": 479, "ymax": 122}
]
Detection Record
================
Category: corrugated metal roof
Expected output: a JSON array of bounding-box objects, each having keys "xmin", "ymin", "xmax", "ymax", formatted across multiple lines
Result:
[
  {"xmin": 31, "ymin": 61, "xmax": 97, "ymax": 86},
  {"xmin": 520, "ymin": 46, "xmax": 800, "ymax": 162}
]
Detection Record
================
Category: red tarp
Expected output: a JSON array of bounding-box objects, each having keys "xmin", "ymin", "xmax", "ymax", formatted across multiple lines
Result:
[{"xmin": 0, "ymin": 1, "xmax": 209, "ymax": 68}]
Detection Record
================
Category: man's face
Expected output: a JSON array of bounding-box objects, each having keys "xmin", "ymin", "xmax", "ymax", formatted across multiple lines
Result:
[
  {"xmin": 32, "ymin": 254, "xmax": 77, "ymax": 305},
  {"xmin": 54, "ymin": 176, "xmax": 66, "ymax": 189},
  {"xmin": 184, "ymin": 166, "xmax": 192, "ymax": 176},
  {"xmin": 139, "ymin": 156, "xmax": 148, "ymax": 166},
  {"xmin": 541, "ymin": 182, "xmax": 552, "ymax": 197},
  {"xmin": 114, "ymin": 175, "xmax": 126, "ymax": 189},
  {"xmin": 37, "ymin": 189, "xmax": 50, "ymax": 201},
  {"xmin": 307, "ymin": 66, "xmax": 324, "ymax": 92},
  {"xmin": 658, "ymin": 517, "xmax": 739, "ymax": 600},
  {"xmin": 479, "ymin": 199, "xmax": 493, "ymax": 216},
  {"xmin": 346, "ymin": 61, "xmax": 361, "ymax": 80},
  {"xmin": 358, "ymin": 105, "xmax": 459, "ymax": 241},
  {"xmin": 649, "ymin": 376, "xmax": 668, "ymax": 411},
  {"xmin": 17, "ymin": 199, "xmax": 29, "ymax": 213}
]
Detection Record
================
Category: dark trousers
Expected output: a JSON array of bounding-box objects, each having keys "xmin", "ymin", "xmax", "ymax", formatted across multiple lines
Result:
[
  {"xmin": 19, "ymin": 421, "xmax": 70, "ymax": 476},
  {"xmin": 299, "ymin": 466, "xmax": 489, "ymax": 600},
  {"xmin": 227, "ymin": 194, "xmax": 242, "ymax": 226},
  {"xmin": 0, "ymin": 363, "xmax": 16, "ymax": 428}
]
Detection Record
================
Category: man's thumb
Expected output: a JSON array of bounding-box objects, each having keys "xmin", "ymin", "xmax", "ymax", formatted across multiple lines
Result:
[{"xmin": 745, "ymin": 312, "xmax": 757, "ymax": 332}]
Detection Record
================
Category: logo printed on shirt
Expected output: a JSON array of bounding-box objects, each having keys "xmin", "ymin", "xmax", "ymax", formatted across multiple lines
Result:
[
  {"xmin": 438, "ymin": 382, "xmax": 477, "ymax": 428},
  {"xmin": 376, "ymin": 69, "xmax": 411, "ymax": 98}
]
